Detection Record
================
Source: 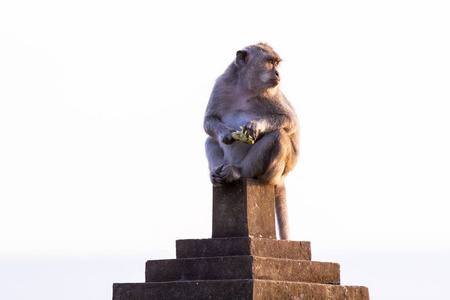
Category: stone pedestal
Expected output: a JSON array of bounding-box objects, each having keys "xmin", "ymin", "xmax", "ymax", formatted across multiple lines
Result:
[
  {"xmin": 113, "ymin": 179, "xmax": 370, "ymax": 299},
  {"xmin": 213, "ymin": 179, "xmax": 276, "ymax": 239}
]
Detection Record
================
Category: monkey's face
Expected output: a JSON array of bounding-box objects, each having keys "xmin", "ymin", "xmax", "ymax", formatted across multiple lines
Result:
[{"xmin": 257, "ymin": 58, "xmax": 280, "ymax": 88}]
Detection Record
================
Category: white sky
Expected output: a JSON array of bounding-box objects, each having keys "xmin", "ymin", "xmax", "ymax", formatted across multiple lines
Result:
[{"xmin": 1, "ymin": 0, "xmax": 449, "ymax": 263}]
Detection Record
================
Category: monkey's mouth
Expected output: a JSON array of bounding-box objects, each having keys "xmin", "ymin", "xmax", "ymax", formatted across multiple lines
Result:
[{"xmin": 268, "ymin": 78, "xmax": 280, "ymax": 87}]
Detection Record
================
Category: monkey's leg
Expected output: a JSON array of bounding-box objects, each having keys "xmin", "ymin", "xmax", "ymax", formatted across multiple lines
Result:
[
  {"xmin": 239, "ymin": 130, "xmax": 290, "ymax": 185},
  {"xmin": 205, "ymin": 137, "xmax": 225, "ymax": 171},
  {"xmin": 205, "ymin": 137, "xmax": 241, "ymax": 185},
  {"xmin": 275, "ymin": 184, "xmax": 290, "ymax": 240}
]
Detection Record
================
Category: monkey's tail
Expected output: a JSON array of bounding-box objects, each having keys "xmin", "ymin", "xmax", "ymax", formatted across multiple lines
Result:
[{"xmin": 275, "ymin": 184, "xmax": 290, "ymax": 240}]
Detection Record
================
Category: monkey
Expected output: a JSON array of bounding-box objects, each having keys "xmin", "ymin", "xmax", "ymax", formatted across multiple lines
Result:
[{"xmin": 203, "ymin": 43, "xmax": 299, "ymax": 240}]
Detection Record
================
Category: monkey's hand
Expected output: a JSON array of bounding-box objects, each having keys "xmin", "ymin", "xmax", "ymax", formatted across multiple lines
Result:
[
  {"xmin": 243, "ymin": 120, "xmax": 263, "ymax": 141},
  {"xmin": 220, "ymin": 131, "xmax": 236, "ymax": 145},
  {"xmin": 231, "ymin": 126, "xmax": 255, "ymax": 144}
]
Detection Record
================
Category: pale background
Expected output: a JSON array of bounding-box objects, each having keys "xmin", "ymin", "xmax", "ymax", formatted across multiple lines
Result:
[{"xmin": 1, "ymin": 1, "xmax": 449, "ymax": 299}]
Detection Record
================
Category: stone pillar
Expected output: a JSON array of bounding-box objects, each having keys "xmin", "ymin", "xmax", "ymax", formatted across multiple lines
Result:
[{"xmin": 212, "ymin": 178, "xmax": 276, "ymax": 239}]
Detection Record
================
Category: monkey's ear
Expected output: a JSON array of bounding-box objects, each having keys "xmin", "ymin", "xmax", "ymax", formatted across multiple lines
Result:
[{"xmin": 235, "ymin": 50, "xmax": 248, "ymax": 67}]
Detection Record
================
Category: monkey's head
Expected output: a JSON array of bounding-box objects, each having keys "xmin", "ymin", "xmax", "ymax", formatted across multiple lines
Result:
[{"xmin": 234, "ymin": 43, "xmax": 282, "ymax": 93}]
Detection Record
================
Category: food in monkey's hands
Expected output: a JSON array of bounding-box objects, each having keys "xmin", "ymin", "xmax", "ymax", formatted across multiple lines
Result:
[{"xmin": 231, "ymin": 126, "xmax": 255, "ymax": 144}]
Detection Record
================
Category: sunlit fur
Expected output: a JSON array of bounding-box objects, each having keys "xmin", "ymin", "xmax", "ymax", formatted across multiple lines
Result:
[{"xmin": 203, "ymin": 43, "xmax": 299, "ymax": 240}]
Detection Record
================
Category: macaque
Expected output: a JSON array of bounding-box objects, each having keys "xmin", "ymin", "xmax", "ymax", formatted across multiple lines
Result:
[{"xmin": 204, "ymin": 43, "xmax": 299, "ymax": 240}]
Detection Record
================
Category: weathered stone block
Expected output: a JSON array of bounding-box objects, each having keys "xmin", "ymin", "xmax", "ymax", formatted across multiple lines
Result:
[
  {"xmin": 113, "ymin": 280, "xmax": 253, "ymax": 300},
  {"xmin": 213, "ymin": 178, "xmax": 276, "ymax": 239},
  {"xmin": 253, "ymin": 280, "xmax": 369, "ymax": 300},
  {"xmin": 145, "ymin": 256, "xmax": 339, "ymax": 284},
  {"xmin": 176, "ymin": 237, "xmax": 311, "ymax": 260},
  {"xmin": 113, "ymin": 280, "xmax": 369, "ymax": 300}
]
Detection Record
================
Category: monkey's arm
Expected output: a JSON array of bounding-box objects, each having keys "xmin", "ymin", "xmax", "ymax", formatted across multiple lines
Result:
[
  {"xmin": 243, "ymin": 114, "xmax": 297, "ymax": 141},
  {"xmin": 204, "ymin": 115, "xmax": 236, "ymax": 145}
]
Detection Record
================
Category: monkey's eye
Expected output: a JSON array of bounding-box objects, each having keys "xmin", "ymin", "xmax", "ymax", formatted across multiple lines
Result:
[{"xmin": 268, "ymin": 59, "xmax": 279, "ymax": 67}]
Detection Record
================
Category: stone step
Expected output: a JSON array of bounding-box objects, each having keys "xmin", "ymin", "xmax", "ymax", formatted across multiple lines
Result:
[
  {"xmin": 145, "ymin": 256, "xmax": 339, "ymax": 284},
  {"xmin": 176, "ymin": 237, "xmax": 311, "ymax": 260},
  {"xmin": 113, "ymin": 279, "xmax": 369, "ymax": 300}
]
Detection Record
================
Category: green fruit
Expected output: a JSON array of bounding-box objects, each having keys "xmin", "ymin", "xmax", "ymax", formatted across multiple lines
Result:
[{"xmin": 231, "ymin": 126, "xmax": 255, "ymax": 144}]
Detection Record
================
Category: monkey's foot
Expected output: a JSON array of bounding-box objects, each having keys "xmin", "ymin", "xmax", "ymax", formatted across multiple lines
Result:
[{"xmin": 210, "ymin": 163, "xmax": 241, "ymax": 185}]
